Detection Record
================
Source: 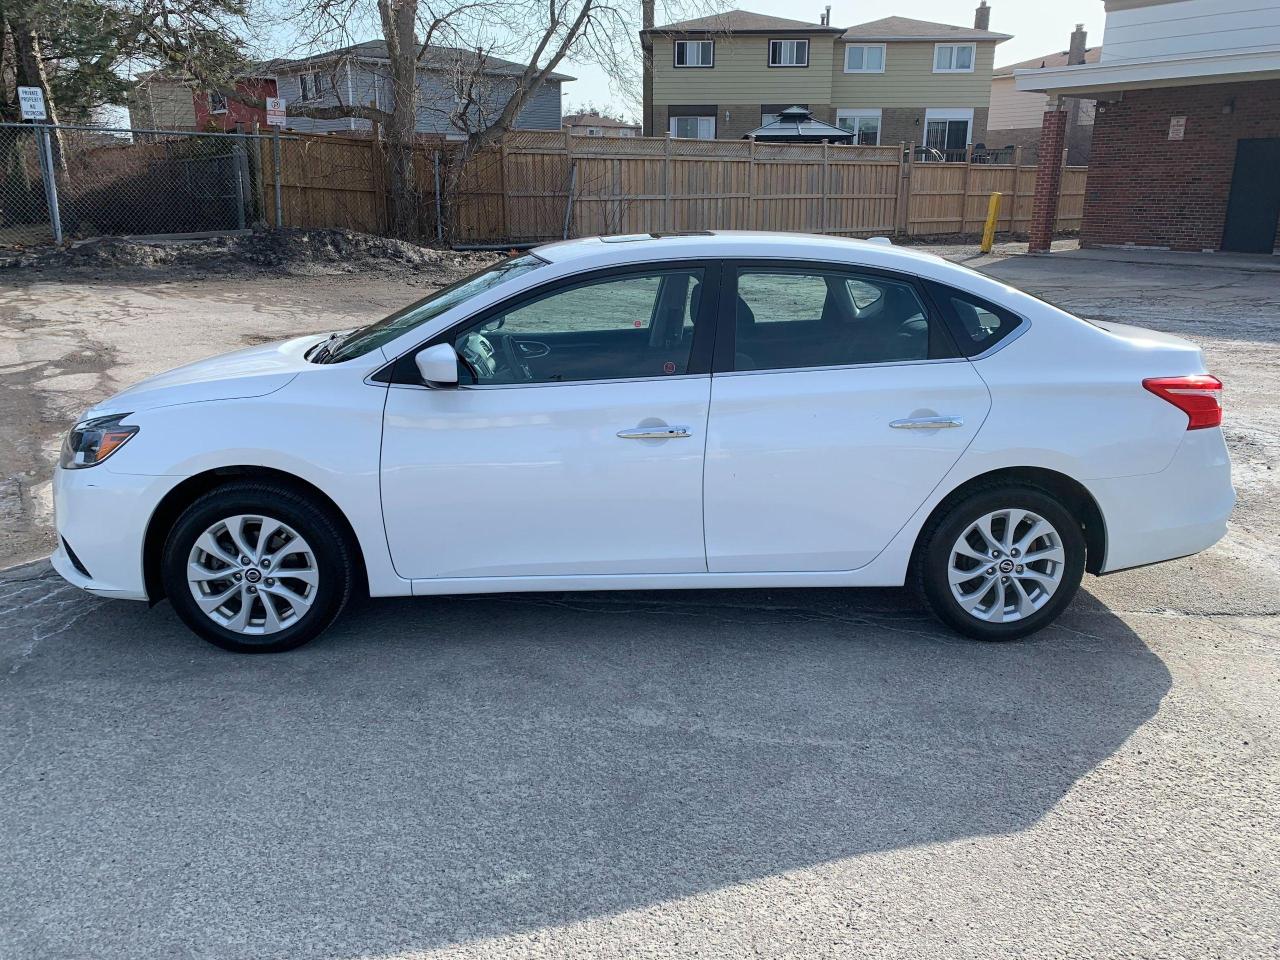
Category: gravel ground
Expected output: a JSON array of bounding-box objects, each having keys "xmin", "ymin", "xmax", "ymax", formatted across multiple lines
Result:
[{"xmin": 0, "ymin": 236, "xmax": 1277, "ymax": 959}]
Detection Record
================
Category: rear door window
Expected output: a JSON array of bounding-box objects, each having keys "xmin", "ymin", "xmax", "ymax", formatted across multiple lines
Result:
[{"xmin": 731, "ymin": 267, "xmax": 939, "ymax": 371}]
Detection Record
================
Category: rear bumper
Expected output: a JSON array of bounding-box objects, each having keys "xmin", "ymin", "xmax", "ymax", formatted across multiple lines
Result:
[
  {"xmin": 1089, "ymin": 427, "xmax": 1234, "ymax": 574},
  {"xmin": 51, "ymin": 464, "xmax": 181, "ymax": 601}
]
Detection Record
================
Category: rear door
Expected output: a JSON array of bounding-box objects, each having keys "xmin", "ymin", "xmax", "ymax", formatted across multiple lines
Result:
[{"xmin": 703, "ymin": 263, "xmax": 991, "ymax": 573}]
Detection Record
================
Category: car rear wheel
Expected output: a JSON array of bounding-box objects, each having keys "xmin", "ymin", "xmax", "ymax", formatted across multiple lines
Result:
[
  {"xmin": 915, "ymin": 483, "xmax": 1086, "ymax": 641},
  {"xmin": 161, "ymin": 482, "xmax": 354, "ymax": 653}
]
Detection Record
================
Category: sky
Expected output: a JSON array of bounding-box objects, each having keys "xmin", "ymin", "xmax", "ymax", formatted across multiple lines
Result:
[{"xmin": 562, "ymin": 0, "xmax": 1105, "ymax": 118}]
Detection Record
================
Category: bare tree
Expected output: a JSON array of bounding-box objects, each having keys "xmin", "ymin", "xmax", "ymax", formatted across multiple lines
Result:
[{"xmin": 157, "ymin": 0, "xmax": 715, "ymax": 240}]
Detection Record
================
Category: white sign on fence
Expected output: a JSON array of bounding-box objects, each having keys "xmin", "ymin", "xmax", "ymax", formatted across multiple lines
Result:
[
  {"xmin": 18, "ymin": 86, "xmax": 47, "ymax": 120},
  {"xmin": 266, "ymin": 98, "xmax": 287, "ymax": 127}
]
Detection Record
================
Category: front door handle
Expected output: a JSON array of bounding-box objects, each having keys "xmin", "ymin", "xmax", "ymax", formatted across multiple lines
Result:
[
  {"xmin": 890, "ymin": 416, "xmax": 965, "ymax": 430},
  {"xmin": 617, "ymin": 426, "xmax": 691, "ymax": 440}
]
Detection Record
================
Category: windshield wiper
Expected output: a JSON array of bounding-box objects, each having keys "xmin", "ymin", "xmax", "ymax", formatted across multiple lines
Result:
[{"xmin": 308, "ymin": 331, "xmax": 352, "ymax": 364}]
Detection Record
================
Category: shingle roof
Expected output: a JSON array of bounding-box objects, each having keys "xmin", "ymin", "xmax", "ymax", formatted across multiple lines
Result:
[
  {"xmin": 653, "ymin": 9, "xmax": 840, "ymax": 33},
  {"xmin": 274, "ymin": 42, "xmax": 574, "ymax": 81},
  {"xmin": 995, "ymin": 46, "xmax": 1102, "ymax": 77},
  {"xmin": 563, "ymin": 113, "xmax": 639, "ymax": 128},
  {"xmin": 840, "ymin": 16, "xmax": 1010, "ymax": 42}
]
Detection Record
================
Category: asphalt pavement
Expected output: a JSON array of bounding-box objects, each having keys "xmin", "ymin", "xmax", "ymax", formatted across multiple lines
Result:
[{"xmin": 1, "ymin": 246, "xmax": 1277, "ymax": 959}]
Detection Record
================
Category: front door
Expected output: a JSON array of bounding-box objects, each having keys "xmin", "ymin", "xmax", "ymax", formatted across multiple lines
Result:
[
  {"xmin": 380, "ymin": 264, "xmax": 716, "ymax": 581},
  {"xmin": 1223, "ymin": 138, "xmax": 1280, "ymax": 254},
  {"xmin": 703, "ymin": 264, "xmax": 990, "ymax": 572}
]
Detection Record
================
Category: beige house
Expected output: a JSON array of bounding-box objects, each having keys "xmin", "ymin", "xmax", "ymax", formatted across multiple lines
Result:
[
  {"xmin": 640, "ymin": 4, "xmax": 1010, "ymax": 156},
  {"xmin": 987, "ymin": 25, "xmax": 1100, "ymax": 163},
  {"xmin": 126, "ymin": 71, "xmax": 197, "ymax": 130}
]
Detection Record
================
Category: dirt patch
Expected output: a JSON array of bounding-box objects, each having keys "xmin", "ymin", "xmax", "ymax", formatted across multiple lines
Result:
[{"xmin": 0, "ymin": 229, "xmax": 502, "ymax": 286}]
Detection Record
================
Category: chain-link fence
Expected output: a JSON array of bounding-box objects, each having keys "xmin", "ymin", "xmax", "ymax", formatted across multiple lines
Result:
[
  {"xmin": 0, "ymin": 125, "xmax": 56, "ymax": 246},
  {"xmin": 0, "ymin": 122, "xmax": 295, "ymax": 248}
]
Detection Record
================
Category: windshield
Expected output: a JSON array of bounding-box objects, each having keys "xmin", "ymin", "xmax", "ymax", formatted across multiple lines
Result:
[{"xmin": 318, "ymin": 253, "xmax": 546, "ymax": 363}]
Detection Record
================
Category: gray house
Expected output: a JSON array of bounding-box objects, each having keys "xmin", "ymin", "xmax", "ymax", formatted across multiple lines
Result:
[{"xmin": 272, "ymin": 41, "xmax": 571, "ymax": 136}]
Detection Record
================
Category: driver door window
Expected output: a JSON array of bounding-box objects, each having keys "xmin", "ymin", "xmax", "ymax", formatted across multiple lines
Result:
[
  {"xmin": 733, "ymin": 268, "xmax": 933, "ymax": 372},
  {"xmin": 452, "ymin": 269, "xmax": 706, "ymax": 385}
]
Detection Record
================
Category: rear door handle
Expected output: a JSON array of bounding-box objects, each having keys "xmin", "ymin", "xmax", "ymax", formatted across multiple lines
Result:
[
  {"xmin": 890, "ymin": 416, "xmax": 965, "ymax": 430},
  {"xmin": 617, "ymin": 426, "xmax": 691, "ymax": 440}
]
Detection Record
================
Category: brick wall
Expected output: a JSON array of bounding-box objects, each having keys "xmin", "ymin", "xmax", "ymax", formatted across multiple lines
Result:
[
  {"xmin": 1082, "ymin": 79, "xmax": 1280, "ymax": 251},
  {"xmin": 1029, "ymin": 109, "xmax": 1068, "ymax": 253},
  {"xmin": 652, "ymin": 104, "xmax": 990, "ymax": 147}
]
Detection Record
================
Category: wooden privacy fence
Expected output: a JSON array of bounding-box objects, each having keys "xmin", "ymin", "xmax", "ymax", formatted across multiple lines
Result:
[{"xmin": 258, "ymin": 128, "xmax": 1085, "ymax": 244}]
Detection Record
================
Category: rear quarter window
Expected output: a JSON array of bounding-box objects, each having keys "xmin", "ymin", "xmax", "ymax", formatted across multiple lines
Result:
[{"xmin": 927, "ymin": 282, "xmax": 1025, "ymax": 356}]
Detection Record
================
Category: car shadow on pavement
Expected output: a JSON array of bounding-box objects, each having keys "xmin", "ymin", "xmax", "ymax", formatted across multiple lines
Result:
[{"xmin": 1, "ymin": 579, "xmax": 1170, "ymax": 958}]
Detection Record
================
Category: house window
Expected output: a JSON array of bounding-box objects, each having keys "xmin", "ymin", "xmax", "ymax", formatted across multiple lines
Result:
[
  {"xmin": 298, "ymin": 71, "xmax": 325, "ymax": 101},
  {"xmin": 587, "ymin": 127, "xmax": 602, "ymax": 136},
  {"xmin": 836, "ymin": 109, "xmax": 882, "ymax": 146},
  {"xmin": 208, "ymin": 89, "xmax": 228, "ymax": 114},
  {"xmin": 768, "ymin": 39, "xmax": 809, "ymax": 67},
  {"xmin": 923, "ymin": 108, "xmax": 974, "ymax": 157},
  {"xmin": 933, "ymin": 43, "xmax": 976, "ymax": 73},
  {"xmin": 674, "ymin": 40, "xmax": 714, "ymax": 68},
  {"xmin": 844, "ymin": 44, "xmax": 885, "ymax": 73},
  {"xmin": 670, "ymin": 115, "xmax": 715, "ymax": 139}
]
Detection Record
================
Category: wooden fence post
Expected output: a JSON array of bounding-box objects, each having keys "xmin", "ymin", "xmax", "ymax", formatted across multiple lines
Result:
[
  {"xmin": 820, "ymin": 140, "xmax": 830, "ymax": 234},
  {"xmin": 1009, "ymin": 145, "xmax": 1023, "ymax": 232},
  {"xmin": 895, "ymin": 142, "xmax": 912, "ymax": 235},
  {"xmin": 748, "ymin": 135, "xmax": 757, "ymax": 230},
  {"xmin": 563, "ymin": 130, "xmax": 578, "ymax": 239},
  {"xmin": 369, "ymin": 122, "xmax": 387, "ymax": 234},
  {"xmin": 498, "ymin": 139, "xmax": 510, "ymax": 240},
  {"xmin": 663, "ymin": 133, "xmax": 672, "ymax": 232},
  {"xmin": 962, "ymin": 142, "xmax": 975, "ymax": 233}
]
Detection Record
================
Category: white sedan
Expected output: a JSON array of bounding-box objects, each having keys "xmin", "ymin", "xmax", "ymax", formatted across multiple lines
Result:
[{"xmin": 52, "ymin": 233, "xmax": 1233, "ymax": 652}]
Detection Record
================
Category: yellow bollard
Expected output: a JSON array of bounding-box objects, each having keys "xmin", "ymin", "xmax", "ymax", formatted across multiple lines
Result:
[{"xmin": 980, "ymin": 191, "xmax": 1003, "ymax": 253}]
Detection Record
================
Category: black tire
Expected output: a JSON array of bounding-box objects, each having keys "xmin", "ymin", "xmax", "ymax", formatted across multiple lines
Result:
[
  {"xmin": 913, "ymin": 483, "xmax": 1086, "ymax": 642},
  {"xmin": 161, "ymin": 482, "xmax": 354, "ymax": 653}
]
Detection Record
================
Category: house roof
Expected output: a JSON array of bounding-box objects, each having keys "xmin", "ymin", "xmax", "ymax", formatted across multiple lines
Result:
[
  {"xmin": 651, "ymin": 10, "xmax": 842, "ymax": 34},
  {"xmin": 274, "ymin": 41, "xmax": 574, "ymax": 82},
  {"xmin": 563, "ymin": 113, "xmax": 639, "ymax": 128},
  {"xmin": 840, "ymin": 16, "xmax": 1011, "ymax": 42},
  {"xmin": 995, "ymin": 46, "xmax": 1102, "ymax": 78}
]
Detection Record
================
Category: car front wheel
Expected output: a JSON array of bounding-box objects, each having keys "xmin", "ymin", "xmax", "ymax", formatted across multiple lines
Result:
[
  {"xmin": 161, "ymin": 482, "xmax": 355, "ymax": 653},
  {"xmin": 915, "ymin": 483, "xmax": 1086, "ymax": 641}
]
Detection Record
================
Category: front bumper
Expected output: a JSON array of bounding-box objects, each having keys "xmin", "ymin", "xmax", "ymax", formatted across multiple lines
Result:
[
  {"xmin": 51, "ymin": 464, "xmax": 182, "ymax": 601},
  {"xmin": 1089, "ymin": 427, "xmax": 1235, "ymax": 574}
]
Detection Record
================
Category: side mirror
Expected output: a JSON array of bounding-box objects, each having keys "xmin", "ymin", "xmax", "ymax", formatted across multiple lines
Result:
[{"xmin": 414, "ymin": 343, "xmax": 460, "ymax": 387}]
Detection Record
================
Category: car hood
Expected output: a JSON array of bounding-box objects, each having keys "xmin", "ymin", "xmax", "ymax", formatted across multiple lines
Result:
[{"xmin": 86, "ymin": 334, "xmax": 329, "ymax": 417}]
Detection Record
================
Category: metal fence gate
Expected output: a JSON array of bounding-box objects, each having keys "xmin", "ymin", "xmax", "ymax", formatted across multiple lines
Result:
[{"xmin": 0, "ymin": 122, "xmax": 290, "ymax": 247}]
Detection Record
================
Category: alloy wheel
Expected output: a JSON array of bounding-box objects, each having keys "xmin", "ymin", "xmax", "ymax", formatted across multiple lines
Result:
[
  {"xmin": 947, "ymin": 508, "xmax": 1066, "ymax": 623},
  {"xmin": 186, "ymin": 514, "xmax": 319, "ymax": 635}
]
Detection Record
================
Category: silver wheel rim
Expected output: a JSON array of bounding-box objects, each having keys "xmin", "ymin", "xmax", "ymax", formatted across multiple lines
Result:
[
  {"xmin": 948, "ymin": 508, "xmax": 1066, "ymax": 624},
  {"xmin": 187, "ymin": 514, "xmax": 319, "ymax": 636}
]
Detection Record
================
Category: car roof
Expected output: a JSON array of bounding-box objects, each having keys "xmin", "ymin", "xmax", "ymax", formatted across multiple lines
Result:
[
  {"xmin": 534, "ymin": 231, "xmax": 950, "ymax": 273},
  {"xmin": 528, "ymin": 231, "xmax": 1033, "ymax": 317}
]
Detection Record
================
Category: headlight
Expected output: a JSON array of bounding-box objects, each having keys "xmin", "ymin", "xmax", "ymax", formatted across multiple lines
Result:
[{"xmin": 59, "ymin": 414, "xmax": 138, "ymax": 469}]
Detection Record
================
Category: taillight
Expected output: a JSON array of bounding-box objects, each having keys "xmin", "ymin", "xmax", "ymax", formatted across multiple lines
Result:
[{"xmin": 1143, "ymin": 375, "xmax": 1223, "ymax": 430}]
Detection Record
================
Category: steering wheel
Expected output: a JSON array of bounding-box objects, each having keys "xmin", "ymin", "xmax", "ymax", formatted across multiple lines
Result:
[{"xmin": 499, "ymin": 334, "xmax": 533, "ymax": 382}]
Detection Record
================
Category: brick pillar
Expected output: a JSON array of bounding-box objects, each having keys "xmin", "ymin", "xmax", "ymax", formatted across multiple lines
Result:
[{"xmin": 1028, "ymin": 108, "xmax": 1068, "ymax": 253}]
